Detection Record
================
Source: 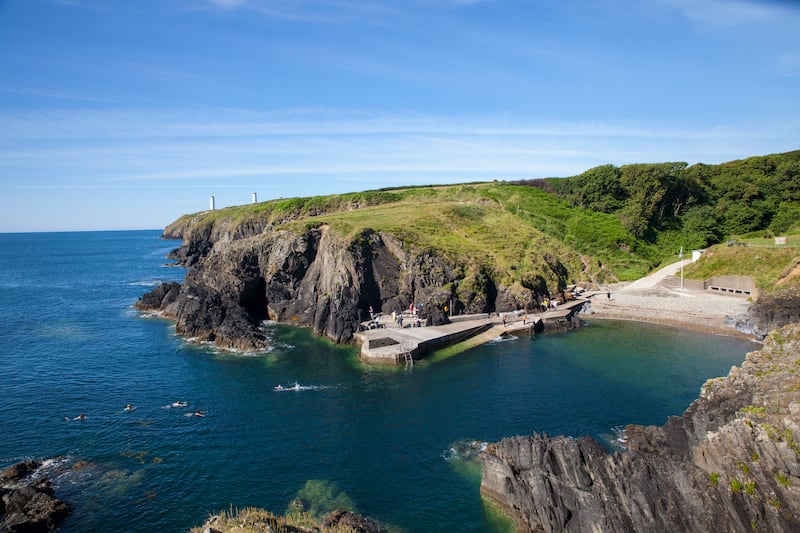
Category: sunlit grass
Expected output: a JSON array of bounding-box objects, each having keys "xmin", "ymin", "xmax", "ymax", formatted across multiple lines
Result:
[
  {"xmin": 683, "ymin": 245, "xmax": 800, "ymax": 292},
  {"xmin": 170, "ymin": 182, "xmax": 663, "ymax": 288}
]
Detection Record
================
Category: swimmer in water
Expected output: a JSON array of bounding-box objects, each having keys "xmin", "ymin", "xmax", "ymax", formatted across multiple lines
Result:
[
  {"xmin": 171, "ymin": 401, "xmax": 187, "ymax": 408},
  {"xmin": 124, "ymin": 403, "xmax": 136, "ymax": 412},
  {"xmin": 193, "ymin": 410, "xmax": 206, "ymax": 417},
  {"xmin": 73, "ymin": 413, "xmax": 86, "ymax": 421},
  {"xmin": 274, "ymin": 384, "xmax": 284, "ymax": 391}
]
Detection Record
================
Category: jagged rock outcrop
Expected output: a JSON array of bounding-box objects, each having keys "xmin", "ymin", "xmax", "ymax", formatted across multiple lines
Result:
[
  {"xmin": 1, "ymin": 460, "xmax": 72, "ymax": 533},
  {"xmin": 481, "ymin": 323, "xmax": 800, "ymax": 532},
  {"xmin": 740, "ymin": 287, "xmax": 800, "ymax": 340},
  {"xmin": 322, "ymin": 509, "xmax": 388, "ymax": 533},
  {"xmin": 138, "ymin": 225, "xmax": 552, "ymax": 351},
  {"xmin": 192, "ymin": 507, "xmax": 388, "ymax": 533}
]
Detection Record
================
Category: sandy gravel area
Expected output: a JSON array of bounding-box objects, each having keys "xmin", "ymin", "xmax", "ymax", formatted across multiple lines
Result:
[{"xmin": 581, "ymin": 261, "xmax": 753, "ymax": 338}]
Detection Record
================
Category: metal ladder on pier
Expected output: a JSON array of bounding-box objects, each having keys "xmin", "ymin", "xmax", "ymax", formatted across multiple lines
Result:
[{"xmin": 401, "ymin": 342, "xmax": 414, "ymax": 367}]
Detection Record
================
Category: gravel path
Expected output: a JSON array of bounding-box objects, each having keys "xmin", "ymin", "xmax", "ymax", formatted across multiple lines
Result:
[{"xmin": 583, "ymin": 261, "xmax": 752, "ymax": 337}]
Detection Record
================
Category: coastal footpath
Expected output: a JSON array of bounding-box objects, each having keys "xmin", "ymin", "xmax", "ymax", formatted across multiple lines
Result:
[{"xmin": 480, "ymin": 323, "xmax": 800, "ymax": 532}]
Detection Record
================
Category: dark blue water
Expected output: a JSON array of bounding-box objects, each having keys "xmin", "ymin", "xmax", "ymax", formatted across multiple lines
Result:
[{"xmin": 0, "ymin": 231, "xmax": 757, "ymax": 532}]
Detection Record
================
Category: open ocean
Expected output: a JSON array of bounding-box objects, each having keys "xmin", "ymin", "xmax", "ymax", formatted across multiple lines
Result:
[{"xmin": 0, "ymin": 230, "xmax": 757, "ymax": 532}]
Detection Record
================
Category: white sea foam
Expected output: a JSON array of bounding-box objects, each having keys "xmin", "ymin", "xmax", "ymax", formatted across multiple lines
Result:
[
  {"xmin": 441, "ymin": 439, "xmax": 487, "ymax": 462},
  {"xmin": 488, "ymin": 334, "xmax": 518, "ymax": 343},
  {"xmin": 273, "ymin": 383, "xmax": 333, "ymax": 392},
  {"xmin": 598, "ymin": 425, "xmax": 628, "ymax": 452},
  {"xmin": 128, "ymin": 280, "xmax": 164, "ymax": 287},
  {"xmin": 138, "ymin": 310, "xmax": 165, "ymax": 319}
]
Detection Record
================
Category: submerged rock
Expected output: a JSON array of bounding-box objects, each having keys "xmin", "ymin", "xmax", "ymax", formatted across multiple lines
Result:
[
  {"xmin": 481, "ymin": 323, "xmax": 800, "ymax": 532},
  {"xmin": 0, "ymin": 459, "xmax": 72, "ymax": 533}
]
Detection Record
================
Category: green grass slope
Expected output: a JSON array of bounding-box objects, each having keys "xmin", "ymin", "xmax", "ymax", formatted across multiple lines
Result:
[
  {"xmin": 683, "ymin": 244, "xmax": 800, "ymax": 294},
  {"xmin": 169, "ymin": 182, "xmax": 661, "ymax": 290}
]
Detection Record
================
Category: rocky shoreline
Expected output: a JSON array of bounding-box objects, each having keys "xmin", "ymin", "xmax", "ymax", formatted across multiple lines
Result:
[
  {"xmin": 137, "ymin": 224, "xmax": 581, "ymax": 352},
  {"xmin": 480, "ymin": 323, "xmax": 800, "ymax": 532},
  {"xmin": 0, "ymin": 460, "xmax": 72, "ymax": 533},
  {"xmin": 139, "ymin": 214, "xmax": 800, "ymax": 532}
]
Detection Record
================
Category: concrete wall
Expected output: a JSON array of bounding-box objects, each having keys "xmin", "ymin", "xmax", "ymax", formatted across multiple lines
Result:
[
  {"xmin": 706, "ymin": 275, "xmax": 756, "ymax": 296},
  {"xmin": 683, "ymin": 279, "xmax": 706, "ymax": 292}
]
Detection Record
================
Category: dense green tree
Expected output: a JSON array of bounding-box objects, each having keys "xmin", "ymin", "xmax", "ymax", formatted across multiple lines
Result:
[
  {"xmin": 681, "ymin": 205, "xmax": 722, "ymax": 248},
  {"xmin": 771, "ymin": 202, "xmax": 800, "ymax": 235},
  {"xmin": 719, "ymin": 201, "xmax": 765, "ymax": 235},
  {"xmin": 542, "ymin": 150, "xmax": 800, "ymax": 245},
  {"xmin": 617, "ymin": 162, "xmax": 688, "ymax": 238},
  {"xmin": 776, "ymin": 160, "xmax": 800, "ymax": 202}
]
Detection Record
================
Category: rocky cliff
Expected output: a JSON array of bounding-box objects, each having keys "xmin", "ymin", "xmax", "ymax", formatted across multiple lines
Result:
[
  {"xmin": 480, "ymin": 323, "xmax": 800, "ymax": 532},
  {"xmin": 1, "ymin": 460, "xmax": 72, "ymax": 533},
  {"xmin": 737, "ymin": 287, "xmax": 800, "ymax": 340},
  {"xmin": 138, "ymin": 223, "xmax": 562, "ymax": 351}
]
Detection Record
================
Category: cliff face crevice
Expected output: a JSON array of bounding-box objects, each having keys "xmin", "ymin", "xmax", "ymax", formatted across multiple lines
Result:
[
  {"xmin": 480, "ymin": 324, "xmax": 800, "ymax": 532},
  {"xmin": 139, "ymin": 223, "xmax": 554, "ymax": 350}
]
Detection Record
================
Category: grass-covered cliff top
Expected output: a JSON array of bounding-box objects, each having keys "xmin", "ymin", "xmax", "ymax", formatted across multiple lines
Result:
[
  {"xmin": 166, "ymin": 150, "xmax": 800, "ymax": 287},
  {"xmin": 168, "ymin": 182, "xmax": 658, "ymax": 283}
]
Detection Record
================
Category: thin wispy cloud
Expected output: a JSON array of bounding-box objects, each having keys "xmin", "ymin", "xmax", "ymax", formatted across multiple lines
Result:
[
  {"xmin": 0, "ymin": 85, "xmax": 134, "ymax": 105},
  {"xmin": 658, "ymin": 0, "xmax": 800, "ymax": 31},
  {"xmin": 201, "ymin": 0, "xmax": 403, "ymax": 22},
  {"xmin": 2, "ymin": 107, "xmax": 791, "ymax": 143},
  {"xmin": 1, "ymin": 107, "xmax": 796, "ymax": 195},
  {"xmin": 2, "ymin": 0, "xmax": 797, "ymax": 232},
  {"xmin": 207, "ymin": 0, "xmax": 248, "ymax": 9}
]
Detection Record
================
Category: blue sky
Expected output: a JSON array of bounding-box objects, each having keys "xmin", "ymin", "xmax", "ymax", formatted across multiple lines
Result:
[{"xmin": 1, "ymin": 0, "xmax": 798, "ymax": 232}]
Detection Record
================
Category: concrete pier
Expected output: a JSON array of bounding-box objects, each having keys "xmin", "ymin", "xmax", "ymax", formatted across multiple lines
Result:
[{"xmin": 355, "ymin": 299, "xmax": 587, "ymax": 365}]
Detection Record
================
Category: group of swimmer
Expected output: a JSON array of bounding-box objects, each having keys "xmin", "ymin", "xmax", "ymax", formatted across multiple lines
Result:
[{"xmin": 68, "ymin": 400, "xmax": 205, "ymax": 421}]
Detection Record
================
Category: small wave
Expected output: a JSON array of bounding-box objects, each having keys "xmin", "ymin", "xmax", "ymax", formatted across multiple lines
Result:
[
  {"xmin": 128, "ymin": 280, "xmax": 164, "ymax": 287},
  {"xmin": 615, "ymin": 425, "xmax": 628, "ymax": 447},
  {"xmin": 179, "ymin": 337, "xmax": 277, "ymax": 357},
  {"xmin": 138, "ymin": 310, "xmax": 166, "ymax": 319},
  {"xmin": 209, "ymin": 343, "xmax": 277, "ymax": 357},
  {"xmin": 488, "ymin": 335, "xmax": 518, "ymax": 343},
  {"xmin": 442, "ymin": 439, "xmax": 487, "ymax": 462},
  {"xmin": 273, "ymin": 383, "xmax": 333, "ymax": 392},
  {"xmin": 598, "ymin": 425, "xmax": 628, "ymax": 452},
  {"xmin": 260, "ymin": 321, "xmax": 296, "ymax": 352}
]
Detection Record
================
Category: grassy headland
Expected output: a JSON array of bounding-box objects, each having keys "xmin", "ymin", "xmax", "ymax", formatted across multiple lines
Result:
[
  {"xmin": 170, "ymin": 182, "xmax": 655, "ymax": 292},
  {"xmin": 167, "ymin": 150, "xmax": 800, "ymax": 292}
]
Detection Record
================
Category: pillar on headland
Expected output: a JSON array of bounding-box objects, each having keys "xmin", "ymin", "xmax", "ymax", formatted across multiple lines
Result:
[
  {"xmin": 251, "ymin": 192, "xmax": 257, "ymax": 204},
  {"xmin": 209, "ymin": 196, "xmax": 216, "ymax": 211}
]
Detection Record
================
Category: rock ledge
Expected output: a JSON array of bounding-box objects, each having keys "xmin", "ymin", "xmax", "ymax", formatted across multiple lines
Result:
[
  {"xmin": 1, "ymin": 460, "xmax": 72, "ymax": 533},
  {"xmin": 481, "ymin": 323, "xmax": 800, "ymax": 532}
]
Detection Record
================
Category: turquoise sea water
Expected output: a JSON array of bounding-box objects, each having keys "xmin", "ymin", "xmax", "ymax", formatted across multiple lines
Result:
[{"xmin": 0, "ymin": 231, "xmax": 757, "ymax": 532}]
